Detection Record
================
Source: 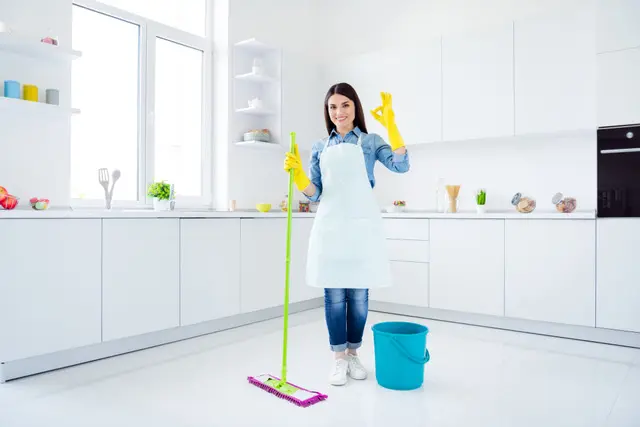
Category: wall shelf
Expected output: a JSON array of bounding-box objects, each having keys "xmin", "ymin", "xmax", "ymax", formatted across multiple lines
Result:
[
  {"xmin": 0, "ymin": 33, "xmax": 82, "ymax": 61},
  {"xmin": 234, "ymin": 141, "xmax": 281, "ymax": 150},
  {"xmin": 235, "ymin": 106, "xmax": 275, "ymax": 116},
  {"xmin": 0, "ymin": 96, "xmax": 80, "ymax": 115},
  {"xmin": 234, "ymin": 38, "xmax": 275, "ymax": 53},
  {"xmin": 234, "ymin": 72, "xmax": 276, "ymax": 83}
]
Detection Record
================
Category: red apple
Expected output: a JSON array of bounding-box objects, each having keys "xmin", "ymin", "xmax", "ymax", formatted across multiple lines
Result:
[{"xmin": 0, "ymin": 194, "xmax": 19, "ymax": 210}]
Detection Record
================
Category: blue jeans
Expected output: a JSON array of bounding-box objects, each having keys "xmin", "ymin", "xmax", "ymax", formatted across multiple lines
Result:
[{"xmin": 324, "ymin": 288, "xmax": 369, "ymax": 352}]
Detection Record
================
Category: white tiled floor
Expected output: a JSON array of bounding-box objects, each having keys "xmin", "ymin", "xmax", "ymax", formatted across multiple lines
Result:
[{"xmin": 1, "ymin": 309, "xmax": 639, "ymax": 427}]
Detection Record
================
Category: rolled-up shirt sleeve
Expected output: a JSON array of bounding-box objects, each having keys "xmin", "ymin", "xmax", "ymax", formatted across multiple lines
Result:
[
  {"xmin": 306, "ymin": 141, "xmax": 323, "ymax": 202},
  {"xmin": 373, "ymin": 134, "xmax": 410, "ymax": 173}
]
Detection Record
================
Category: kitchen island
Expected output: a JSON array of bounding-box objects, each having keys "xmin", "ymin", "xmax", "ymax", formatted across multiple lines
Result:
[{"xmin": 2, "ymin": 208, "xmax": 638, "ymax": 383}]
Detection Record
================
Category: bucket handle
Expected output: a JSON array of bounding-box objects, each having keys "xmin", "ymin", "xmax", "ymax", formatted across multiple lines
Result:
[{"xmin": 391, "ymin": 337, "xmax": 430, "ymax": 365}]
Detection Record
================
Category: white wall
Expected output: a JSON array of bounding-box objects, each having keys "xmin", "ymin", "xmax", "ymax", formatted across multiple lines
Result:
[
  {"xmin": 223, "ymin": 0, "xmax": 325, "ymax": 210},
  {"xmin": 319, "ymin": 0, "xmax": 597, "ymax": 212},
  {"xmin": 0, "ymin": 0, "xmax": 72, "ymax": 206}
]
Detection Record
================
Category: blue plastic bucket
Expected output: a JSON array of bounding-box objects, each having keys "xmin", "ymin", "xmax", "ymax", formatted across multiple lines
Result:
[{"xmin": 372, "ymin": 321, "xmax": 430, "ymax": 390}]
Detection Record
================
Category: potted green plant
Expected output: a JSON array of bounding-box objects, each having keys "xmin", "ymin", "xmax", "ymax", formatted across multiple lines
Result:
[
  {"xmin": 147, "ymin": 181, "xmax": 172, "ymax": 211},
  {"xmin": 476, "ymin": 188, "xmax": 486, "ymax": 214}
]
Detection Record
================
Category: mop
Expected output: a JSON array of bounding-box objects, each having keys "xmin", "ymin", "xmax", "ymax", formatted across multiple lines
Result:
[{"xmin": 247, "ymin": 131, "xmax": 328, "ymax": 408}]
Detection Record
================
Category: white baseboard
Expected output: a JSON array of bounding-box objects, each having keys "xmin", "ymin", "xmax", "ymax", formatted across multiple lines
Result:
[
  {"xmin": 0, "ymin": 298, "xmax": 323, "ymax": 383},
  {"xmin": 369, "ymin": 301, "xmax": 640, "ymax": 348}
]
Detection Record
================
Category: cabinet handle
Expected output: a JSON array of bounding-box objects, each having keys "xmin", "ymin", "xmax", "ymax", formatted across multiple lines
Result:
[{"xmin": 600, "ymin": 148, "xmax": 640, "ymax": 154}]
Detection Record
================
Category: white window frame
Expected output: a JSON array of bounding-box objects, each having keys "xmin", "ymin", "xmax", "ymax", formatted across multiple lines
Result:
[{"xmin": 71, "ymin": 0, "xmax": 213, "ymax": 208}]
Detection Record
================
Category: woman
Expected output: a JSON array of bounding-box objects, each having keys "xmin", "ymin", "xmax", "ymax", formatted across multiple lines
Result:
[{"xmin": 284, "ymin": 82, "xmax": 410, "ymax": 386}]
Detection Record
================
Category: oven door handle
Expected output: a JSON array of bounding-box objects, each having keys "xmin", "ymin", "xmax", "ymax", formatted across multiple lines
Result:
[{"xmin": 600, "ymin": 148, "xmax": 640, "ymax": 154}]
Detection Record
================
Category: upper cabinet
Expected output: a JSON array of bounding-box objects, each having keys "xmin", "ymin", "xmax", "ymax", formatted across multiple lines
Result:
[
  {"xmin": 597, "ymin": 0, "xmax": 640, "ymax": 53},
  {"xmin": 442, "ymin": 23, "xmax": 514, "ymax": 141},
  {"xmin": 514, "ymin": 8, "xmax": 596, "ymax": 134},
  {"xmin": 597, "ymin": 47, "xmax": 640, "ymax": 127}
]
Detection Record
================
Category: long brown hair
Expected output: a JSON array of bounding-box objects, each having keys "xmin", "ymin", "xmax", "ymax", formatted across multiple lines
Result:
[{"xmin": 323, "ymin": 82, "xmax": 368, "ymax": 135}]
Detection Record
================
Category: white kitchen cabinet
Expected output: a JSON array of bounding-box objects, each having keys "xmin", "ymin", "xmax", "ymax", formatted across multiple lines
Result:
[
  {"xmin": 505, "ymin": 220, "xmax": 596, "ymax": 327},
  {"xmin": 371, "ymin": 261, "xmax": 429, "ymax": 307},
  {"xmin": 180, "ymin": 219, "xmax": 241, "ymax": 326},
  {"xmin": 102, "ymin": 219, "xmax": 180, "ymax": 341},
  {"xmin": 596, "ymin": 219, "xmax": 640, "ymax": 333},
  {"xmin": 442, "ymin": 23, "xmax": 514, "ymax": 141},
  {"xmin": 597, "ymin": 47, "xmax": 640, "ymax": 127},
  {"xmin": 597, "ymin": 0, "xmax": 640, "ymax": 53},
  {"xmin": 337, "ymin": 40, "xmax": 442, "ymax": 145},
  {"xmin": 0, "ymin": 219, "xmax": 101, "ymax": 362},
  {"xmin": 240, "ymin": 218, "xmax": 286, "ymax": 312},
  {"xmin": 514, "ymin": 8, "xmax": 596, "ymax": 134},
  {"xmin": 429, "ymin": 220, "xmax": 505, "ymax": 316},
  {"xmin": 289, "ymin": 218, "xmax": 322, "ymax": 304}
]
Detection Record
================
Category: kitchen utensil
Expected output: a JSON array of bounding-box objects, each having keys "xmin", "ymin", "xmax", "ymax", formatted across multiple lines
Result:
[
  {"xmin": 445, "ymin": 185, "xmax": 461, "ymax": 213},
  {"xmin": 169, "ymin": 184, "xmax": 175, "ymax": 210},
  {"xmin": 98, "ymin": 168, "xmax": 111, "ymax": 209},
  {"xmin": 107, "ymin": 169, "xmax": 120, "ymax": 208},
  {"xmin": 256, "ymin": 203, "xmax": 272, "ymax": 212}
]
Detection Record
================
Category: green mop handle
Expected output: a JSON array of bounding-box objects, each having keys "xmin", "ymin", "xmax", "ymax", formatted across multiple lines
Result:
[{"xmin": 281, "ymin": 131, "xmax": 296, "ymax": 385}]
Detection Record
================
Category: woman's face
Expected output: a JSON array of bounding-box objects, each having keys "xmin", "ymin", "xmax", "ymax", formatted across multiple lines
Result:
[{"xmin": 327, "ymin": 93, "xmax": 355, "ymax": 132}]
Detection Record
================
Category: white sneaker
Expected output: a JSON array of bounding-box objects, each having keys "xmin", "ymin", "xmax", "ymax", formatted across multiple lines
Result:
[
  {"xmin": 329, "ymin": 358, "xmax": 349, "ymax": 386},
  {"xmin": 347, "ymin": 354, "xmax": 367, "ymax": 380}
]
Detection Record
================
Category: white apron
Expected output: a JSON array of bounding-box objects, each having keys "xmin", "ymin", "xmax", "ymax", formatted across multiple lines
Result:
[{"xmin": 306, "ymin": 134, "xmax": 392, "ymax": 289}]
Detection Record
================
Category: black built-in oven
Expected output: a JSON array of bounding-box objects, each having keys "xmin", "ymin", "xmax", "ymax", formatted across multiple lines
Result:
[{"xmin": 597, "ymin": 124, "xmax": 640, "ymax": 217}]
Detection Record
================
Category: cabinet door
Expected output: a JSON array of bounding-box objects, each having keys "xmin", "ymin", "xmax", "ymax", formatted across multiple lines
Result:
[
  {"xmin": 442, "ymin": 23, "xmax": 514, "ymax": 141},
  {"xmin": 596, "ymin": 219, "xmax": 640, "ymax": 333},
  {"xmin": 102, "ymin": 219, "xmax": 180, "ymax": 341},
  {"xmin": 505, "ymin": 220, "xmax": 596, "ymax": 327},
  {"xmin": 597, "ymin": 0, "xmax": 640, "ymax": 53},
  {"xmin": 371, "ymin": 261, "xmax": 429, "ymax": 307},
  {"xmin": 429, "ymin": 220, "xmax": 505, "ymax": 316},
  {"xmin": 514, "ymin": 8, "xmax": 596, "ymax": 134},
  {"xmin": 597, "ymin": 48, "xmax": 640, "ymax": 127},
  {"xmin": 289, "ymin": 218, "xmax": 322, "ymax": 303},
  {"xmin": 0, "ymin": 219, "xmax": 101, "ymax": 362},
  {"xmin": 180, "ymin": 219, "xmax": 241, "ymax": 326},
  {"xmin": 240, "ymin": 218, "xmax": 286, "ymax": 312}
]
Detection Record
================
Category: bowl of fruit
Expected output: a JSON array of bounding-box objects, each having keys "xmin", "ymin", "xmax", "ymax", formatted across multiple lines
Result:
[
  {"xmin": 0, "ymin": 186, "xmax": 19, "ymax": 210},
  {"xmin": 30, "ymin": 197, "xmax": 50, "ymax": 210},
  {"xmin": 387, "ymin": 200, "xmax": 406, "ymax": 213}
]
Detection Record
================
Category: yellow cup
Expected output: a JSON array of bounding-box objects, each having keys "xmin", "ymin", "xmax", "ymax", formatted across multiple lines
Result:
[{"xmin": 23, "ymin": 84, "xmax": 38, "ymax": 102}]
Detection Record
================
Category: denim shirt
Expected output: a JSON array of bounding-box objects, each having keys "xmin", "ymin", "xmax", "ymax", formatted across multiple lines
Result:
[{"xmin": 305, "ymin": 126, "xmax": 410, "ymax": 202}]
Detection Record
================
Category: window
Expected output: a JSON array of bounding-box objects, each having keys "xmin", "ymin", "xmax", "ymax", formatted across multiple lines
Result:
[
  {"xmin": 71, "ymin": 1, "xmax": 210, "ymax": 206},
  {"xmin": 96, "ymin": 0, "xmax": 206, "ymax": 36}
]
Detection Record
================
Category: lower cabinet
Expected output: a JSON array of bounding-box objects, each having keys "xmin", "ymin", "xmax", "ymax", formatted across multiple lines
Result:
[
  {"xmin": 371, "ymin": 261, "xmax": 429, "ymax": 307},
  {"xmin": 596, "ymin": 219, "xmax": 640, "ymax": 333},
  {"xmin": 429, "ymin": 219, "xmax": 505, "ymax": 316},
  {"xmin": 0, "ymin": 219, "xmax": 102, "ymax": 362},
  {"xmin": 289, "ymin": 218, "xmax": 322, "ymax": 304},
  {"xmin": 240, "ymin": 218, "xmax": 287, "ymax": 312},
  {"xmin": 180, "ymin": 219, "xmax": 241, "ymax": 326},
  {"xmin": 505, "ymin": 220, "xmax": 596, "ymax": 327},
  {"xmin": 102, "ymin": 219, "xmax": 180, "ymax": 341}
]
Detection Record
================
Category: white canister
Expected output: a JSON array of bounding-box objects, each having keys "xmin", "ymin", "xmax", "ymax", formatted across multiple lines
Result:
[{"xmin": 153, "ymin": 198, "xmax": 171, "ymax": 211}]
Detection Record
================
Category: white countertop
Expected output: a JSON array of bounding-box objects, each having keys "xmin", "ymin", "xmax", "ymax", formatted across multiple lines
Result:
[{"xmin": 0, "ymin": 207, "xmax": 597, "ymax": 219}]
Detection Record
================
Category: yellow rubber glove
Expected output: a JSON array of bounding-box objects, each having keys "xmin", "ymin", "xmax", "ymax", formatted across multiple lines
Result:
[
  {"xmin": 370, "ymin": 92, "xmax": 405, "ymax": 151},
  {"xmin": 283, "ymin": 143, "xmax": 311, "ymax": 192}
]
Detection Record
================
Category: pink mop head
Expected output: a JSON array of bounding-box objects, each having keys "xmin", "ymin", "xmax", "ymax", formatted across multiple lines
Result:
[{"xmin": 247, "ymin": 374, "xmax": 328, "ymax": 407}]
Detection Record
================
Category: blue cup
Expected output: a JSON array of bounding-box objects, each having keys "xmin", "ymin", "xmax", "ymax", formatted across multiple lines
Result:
[{"xmin": 4, "ymin": 80, "xmax": 20, "ymax": 99}]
